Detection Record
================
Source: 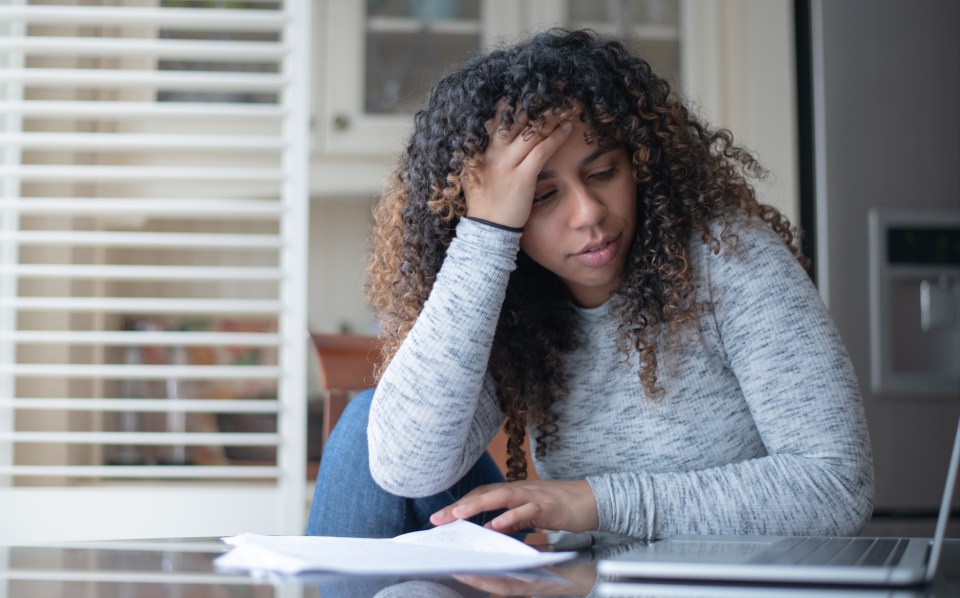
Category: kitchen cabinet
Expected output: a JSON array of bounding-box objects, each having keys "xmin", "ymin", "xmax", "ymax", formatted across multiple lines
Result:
[{"xmin": 310, "ymin": 0, "xmax": 691, "ymax": 197}]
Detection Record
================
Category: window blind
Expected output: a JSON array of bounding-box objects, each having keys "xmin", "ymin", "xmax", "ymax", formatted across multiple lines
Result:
[{"xmin": 0, "ymin": 0, "xmax": 310, "ymax": 542}]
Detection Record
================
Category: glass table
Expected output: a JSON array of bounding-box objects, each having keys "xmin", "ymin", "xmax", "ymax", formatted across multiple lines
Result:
[{"xmin": 1, "ymin": 536, "xmax": 957, "ymax": 597}]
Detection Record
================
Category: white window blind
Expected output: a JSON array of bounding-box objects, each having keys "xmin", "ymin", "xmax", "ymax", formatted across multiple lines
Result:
[{"xmin": 0, "ymin": 0, "xmax": 311, "ymax": 542}]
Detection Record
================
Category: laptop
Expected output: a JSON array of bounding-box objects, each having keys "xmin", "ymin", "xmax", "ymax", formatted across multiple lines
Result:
[{"xmin": 597, "ymin": 419, "xmax": 960, "ymax": 589}]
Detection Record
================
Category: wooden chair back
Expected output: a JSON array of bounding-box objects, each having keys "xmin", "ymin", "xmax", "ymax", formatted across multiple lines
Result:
[
  {"xmin": 308, "ymin": 332, "xmax": 537, "ymax": 481},
  {"xmin": 309, "ymin": 332, "xmax": 382, "ymax": 448}
]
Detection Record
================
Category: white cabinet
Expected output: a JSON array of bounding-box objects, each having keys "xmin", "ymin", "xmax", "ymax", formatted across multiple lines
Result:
[
  {"xmin": 524, "ymin": 0, "xmax": 683, "ymax": 83},
  {"xmin": 311, "ymin": 1, "xmax": 528, "ymax": 197},
  {"xmin": 310, "ymin": 0, "xmax": 702, "ymax": 198},
  {"xmin": 315, "ymin": 0, "xmax": 524, "ymax": 159}
]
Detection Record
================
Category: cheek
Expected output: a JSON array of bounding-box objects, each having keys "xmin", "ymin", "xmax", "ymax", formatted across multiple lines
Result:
[
  {"xmin": 518, "ymin": 231, "xmax": 539, "ymax": 259},
  {"xmin": 519, "ymin": 219, "xmax": 554, "ymax": 264},
  {"xmin": 615, "ymin": 182, "xmax": 638, "ymax": 220}
]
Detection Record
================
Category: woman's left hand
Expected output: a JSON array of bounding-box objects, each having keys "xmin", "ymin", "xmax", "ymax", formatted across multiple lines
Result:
[{"xmin": 430, "ymin": 479, "xmax": 599, "ymax": 535}]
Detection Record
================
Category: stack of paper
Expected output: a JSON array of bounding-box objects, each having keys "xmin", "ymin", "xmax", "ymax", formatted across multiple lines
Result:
[{"xmin": 215, "ymin": 519, "xmax": 576, "ymax": 575}]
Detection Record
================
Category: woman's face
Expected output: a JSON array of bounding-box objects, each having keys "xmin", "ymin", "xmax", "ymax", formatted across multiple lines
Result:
[{"xmin": 520, "ymin": 119, "xmax": 637, "ymax": 308}]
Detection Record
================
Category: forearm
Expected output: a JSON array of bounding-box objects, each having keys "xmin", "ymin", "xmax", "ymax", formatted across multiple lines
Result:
[
  {"xmin": 589, "ymin": 447, "xmax": 873, "ymax": 538},
  {"xmin": 368, "ymin": 219, "xmax": 520, "ymax": 497}
]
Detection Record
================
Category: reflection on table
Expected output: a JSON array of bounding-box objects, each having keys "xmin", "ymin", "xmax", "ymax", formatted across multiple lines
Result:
[
  {"xmin": 0, "ymin": 534, "xmax": 609, "ymax": 598},
  {"xmin": 1, "ymin": 536, "xmax": 957, "ymax": 597}
]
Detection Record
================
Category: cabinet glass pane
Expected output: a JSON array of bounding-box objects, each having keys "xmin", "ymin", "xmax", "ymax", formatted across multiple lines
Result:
[
  {"xmin": 569, "ymin": 0, "xmax": 678, "ymax": 25},
  {"xmin": 368, "ymin": 0, "xmax": 480, "ymax": 20},
  {"xmin": 631, "ymin": 39, "xmax": 680, "ymax": 87},
  {"xmin": 565, "ymin": 0, "xmax": 680, "ymax": 87},
  {"xmin": 365, "ymin": 0, "xmax": 482, "ymax": 114}
]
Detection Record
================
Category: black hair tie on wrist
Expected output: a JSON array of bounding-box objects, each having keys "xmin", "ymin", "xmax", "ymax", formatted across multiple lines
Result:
[{"xmin": 463, "ymin": 216, "xmax": 524, "ymax": 233}]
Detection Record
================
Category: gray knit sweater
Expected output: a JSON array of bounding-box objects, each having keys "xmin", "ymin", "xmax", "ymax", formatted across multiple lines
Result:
[{"xmin": 368, "ymin": 217, "xmax": 874, "ymax": 539}]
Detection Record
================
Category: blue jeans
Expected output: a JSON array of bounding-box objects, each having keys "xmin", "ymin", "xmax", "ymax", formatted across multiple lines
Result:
[{"xmin": 306, "ymin": 389, "xmax": 505, "ymax": 538}]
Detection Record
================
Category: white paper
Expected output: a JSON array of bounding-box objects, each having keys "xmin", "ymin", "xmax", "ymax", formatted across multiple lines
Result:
[{"xmin": 215, "ymin": 519, "xmax": 575, "ymax": 575}]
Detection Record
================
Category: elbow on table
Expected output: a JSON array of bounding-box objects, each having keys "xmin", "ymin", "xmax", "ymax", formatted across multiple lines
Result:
[
  {"xmin": 830, "ymin": 488, "xmax": 874, "ymax": 536},
  {"xmin": 842, "ymin": 456, "xmax": 876, "ymax": 536},
  {"xmin": 812, "ymin": 460, "xmax": 875, "ymax": 536},
  {"xmin": 785, "ymin": 482, "xmax": 873, "ymax": 537}
]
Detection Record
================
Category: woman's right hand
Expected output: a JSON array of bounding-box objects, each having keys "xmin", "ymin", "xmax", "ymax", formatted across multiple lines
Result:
[{"xmin": 463, "ymin": 112, "xmax": 572, "ymax": 229}]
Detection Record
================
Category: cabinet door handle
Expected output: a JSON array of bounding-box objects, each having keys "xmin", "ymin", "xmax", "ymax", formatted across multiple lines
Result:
[{"xmin": 332, "ymin": 114, "xmax": 350, "ymax": 131}]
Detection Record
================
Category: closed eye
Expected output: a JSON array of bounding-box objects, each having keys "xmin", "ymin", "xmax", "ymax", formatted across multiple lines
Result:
[
  {"xmin": 589, "ymin": 167, "xmax": 618, "ymax": 180},
  {"xmin": 532, "ymin": 189, "xmax": 558, "ymax": 206}
]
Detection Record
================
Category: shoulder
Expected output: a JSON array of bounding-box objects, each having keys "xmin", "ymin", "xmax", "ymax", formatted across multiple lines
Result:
[
  {"xmin": 685, "ymin": 213, "xmax": 819, "ymax": 329},
  {"xmin": 690, "ymin": 213, "xmax": 804, "ymax": 281},
  {"xmin": 694, "ymin": 212, "xmax": 792, "ymax": 253}
]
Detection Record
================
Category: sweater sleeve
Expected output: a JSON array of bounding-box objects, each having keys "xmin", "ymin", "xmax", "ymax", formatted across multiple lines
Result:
[
  {"xmin": 586, "ymin": 218, "xmax": 874, "ymax": 538},
  {"xmin": 368, "ymin": 218, "xmax": 520, "ymax": 497}
]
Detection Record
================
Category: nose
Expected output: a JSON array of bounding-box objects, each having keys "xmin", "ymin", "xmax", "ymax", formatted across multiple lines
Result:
[{"xmin": 567, "ymin": 184, "xmax": 606, "ymax": 229}]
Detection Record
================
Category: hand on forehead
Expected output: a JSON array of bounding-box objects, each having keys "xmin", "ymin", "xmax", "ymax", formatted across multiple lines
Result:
[{"xmin": 489, "ymin": 99, "xmax": 581, "ymax": 141}]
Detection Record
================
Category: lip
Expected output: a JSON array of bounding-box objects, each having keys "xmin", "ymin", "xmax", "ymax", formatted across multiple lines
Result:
[{"xmin": 571, "ymin": 233, "xmax": 621, "ymax": 267}]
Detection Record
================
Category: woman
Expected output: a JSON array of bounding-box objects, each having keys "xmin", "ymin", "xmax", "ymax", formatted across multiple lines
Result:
[{"xmin": 307, "ymin": 28, "xmax": 873, "ymax": 541}]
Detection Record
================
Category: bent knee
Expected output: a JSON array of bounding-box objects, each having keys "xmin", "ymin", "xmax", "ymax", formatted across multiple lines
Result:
[
  {"xmin": 326, "ymin": 388, "xmax": 375, "ymax": 443},
  {"xmin": 339, "ymin": 388, "xmax": 374, "ymax": 421}
]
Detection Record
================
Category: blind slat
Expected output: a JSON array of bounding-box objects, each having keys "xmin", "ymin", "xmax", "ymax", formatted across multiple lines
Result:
[
  {"xmin": 3, "ymin": 68, "xmax": 286, "ymax": 91},
  {"xmin": 0, "ymin": 398, "xmax": 279, "ymax": 413},
  {"xmin": 2, "ymin": 432, "xmax": 278, "ymax": 446},
  {"xmin": 5, "ymin": 265, "xmax": 282, "ymax": 281},
  {"xmin": 0, "ymin": 100, "xmax": 284, "ymax": 119},
  {"xmin": 0, "ymin": 37, "xmax": 286, "ymax": 60},
  {"xmin": 5, "ymin": 198, "xmax": 283, "ymax": 218},
  {"xmin": 2, "ymin": 297, "xmax": 281, "ymax": 314},
  {"xmin": 0, "ymin": 6, "xmax": 288, "ymax": 29},
  {"xmin": 3, "ymin": 133, "xmax": 286, "ymax": 152},
  {"xmin": 2, "ymin": 331, "xmax": 279, "ymax": 346},
  {"xmin": 2, "ymin": 364, "xmax": 280, "ymax": 379},
  {"xmin": 2, "ymin": 231, "xmax": 282, "ymax": 249},
  {"xmin": 3, "ymin": 165, "xmax": 283, "ymax": 182},
  {"xmin": 2, "ymin": 466, "xmax": 278, "ymax": 479}
]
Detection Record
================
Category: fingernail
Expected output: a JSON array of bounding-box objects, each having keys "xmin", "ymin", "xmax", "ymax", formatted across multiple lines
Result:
[{"xmin": 561, "ymin": 121, "xmax": 572, "ymax": 130}]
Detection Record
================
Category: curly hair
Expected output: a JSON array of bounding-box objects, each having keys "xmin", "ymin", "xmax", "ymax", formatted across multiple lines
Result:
[{"xmin": 366, "ymin": 28, "xmax": 806, "ymax": 482}]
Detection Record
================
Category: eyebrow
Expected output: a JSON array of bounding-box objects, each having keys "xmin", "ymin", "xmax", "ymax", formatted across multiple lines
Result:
[{"xmin": 537, "ymin": 147, "xmax": 611, "ymax": 181}]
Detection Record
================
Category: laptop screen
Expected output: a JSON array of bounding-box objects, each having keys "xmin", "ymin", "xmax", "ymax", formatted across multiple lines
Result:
[{"xmin": 925, "ymin": 419, "xmax": 960, "ymax": 582}]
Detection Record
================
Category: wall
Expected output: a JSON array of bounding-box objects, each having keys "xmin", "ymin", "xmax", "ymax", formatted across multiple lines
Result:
[
  {"xmin": 683, "ymin": 0, "xmax": 798, "ymax": 225},
  {"xmin": 307, "ymin": 198, "xmax": 376, "ymax": 335},
  {"xmin": 815, "ymin": 0, "xmax": 960, "ymax": 512}
]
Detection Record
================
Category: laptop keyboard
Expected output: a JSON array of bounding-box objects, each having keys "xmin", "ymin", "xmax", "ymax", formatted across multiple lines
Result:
[{"xmin": 751, "ymin": 537, "xmax": 909, "ymax": 567}]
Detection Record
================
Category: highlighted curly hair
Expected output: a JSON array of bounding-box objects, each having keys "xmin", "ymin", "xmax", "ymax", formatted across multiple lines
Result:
[{"xmin": 366, "ymin": 28, "xmax": 806, "ymax": 482}]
